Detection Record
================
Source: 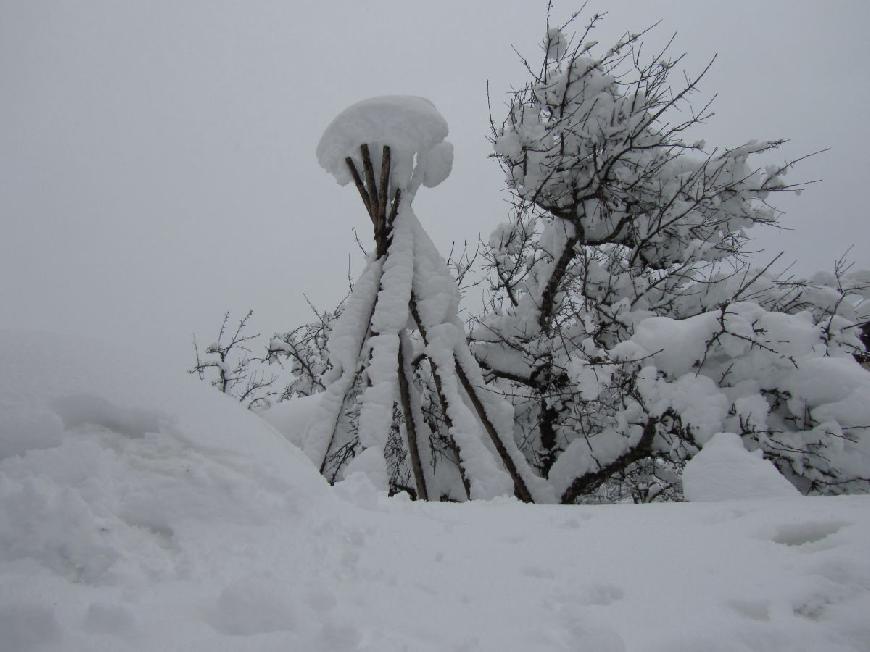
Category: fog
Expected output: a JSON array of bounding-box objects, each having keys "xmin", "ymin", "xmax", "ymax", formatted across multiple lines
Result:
[{"xmin": 2, "ymin": 0, "xmax": 868, "ymax": 368}]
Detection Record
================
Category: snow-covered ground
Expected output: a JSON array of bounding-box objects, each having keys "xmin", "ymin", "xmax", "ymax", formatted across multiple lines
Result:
[{"xmin": 1, "ymin": 331, "xmax": 869, "ymax": 652}]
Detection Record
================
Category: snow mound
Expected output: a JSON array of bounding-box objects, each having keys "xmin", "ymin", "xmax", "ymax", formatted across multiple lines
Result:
[
  {"xmin": 683, "ymin": 432, "xmax": 799, "ymax": 501},
  {"xmin": 0, "ymin": 330, "xmax": 327, "ymax": 585},
  {"xmin": 316, "ymin": 96, "xmax": 451, "ymax": 188},
  {"xmin": 260, "ymin": 392, "xmax": 322, "ymax": 451}
]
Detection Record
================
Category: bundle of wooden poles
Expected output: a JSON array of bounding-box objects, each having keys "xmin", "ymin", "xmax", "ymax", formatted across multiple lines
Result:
[{"xmin": 328, "ymin": 143, "xmax": 534, "ymax": 503}]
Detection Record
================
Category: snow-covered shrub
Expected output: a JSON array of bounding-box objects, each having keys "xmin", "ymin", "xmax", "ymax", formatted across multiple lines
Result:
[
  {"xmin": 266, "ymin": 296, "xmax": 345, "ymax": 401},
  {"xmin": 473, "ymin": 11, "xmax": 870, "ymax": 502},
  {"xmin": 192, "ymin": 297, "xmax": 345, "ymax": 411},
  {"xmin": 190, "ymin": 310, "xmax": 278, "ymax": 410}
]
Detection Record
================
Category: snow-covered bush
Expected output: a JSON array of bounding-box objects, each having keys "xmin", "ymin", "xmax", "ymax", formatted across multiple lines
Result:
[
  {"xmin": 265, "ymin": 296, "xmax": 345, "ymax": 401},
  {"xmin": 473, "ymin": 11, "xmax": 870, "ymax": 501},
  {"xmin": 191, "ymin": 298, "xmax": 345, "ymax": 410},
  {"xmin": 190, "ymin": 310, "xmax": 278, "ymax": 410}
]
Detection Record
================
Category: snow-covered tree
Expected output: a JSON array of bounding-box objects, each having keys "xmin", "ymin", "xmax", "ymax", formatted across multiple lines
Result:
[{"xmin": 472, "ymin": 10, "xmax": 870, "ymax": 502}]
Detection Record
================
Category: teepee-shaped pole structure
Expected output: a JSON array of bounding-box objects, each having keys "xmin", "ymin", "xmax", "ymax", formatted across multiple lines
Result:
[
  {"xmin": 306, "ymin": 97, "xmax": 550, "ymax": 503},
  {"xmin": 345, "ymin": 141, "xmax": 429, "ymax": 499}
]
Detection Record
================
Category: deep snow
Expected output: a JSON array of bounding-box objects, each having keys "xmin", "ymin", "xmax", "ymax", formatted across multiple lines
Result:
[{"xmin": 1, "ymin": 331, "xmax": 869, "ymax": 651}]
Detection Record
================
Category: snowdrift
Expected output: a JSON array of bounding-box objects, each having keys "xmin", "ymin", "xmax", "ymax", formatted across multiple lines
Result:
[{"xmin": 2, "ymin": 331, "xmax": 869, "ymax": 651}]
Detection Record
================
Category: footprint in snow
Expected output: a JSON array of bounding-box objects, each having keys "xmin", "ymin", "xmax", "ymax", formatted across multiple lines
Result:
[
  {"xmin": 727, "ymin": 598, "xmax": 770, "ymax": 622},
  {"xmin": 207, "ymin": 578, "xmax": 296, "ymax": 636},
  {"xmin": 522, "ymin": 565, "xmax": 557, "ymax": 580},
  {"xmin": 770, "ymin": 521, "xmax": 846, "ymax": 547},
  {"xmin": 0, "ymin": 604, "xmax": 62, "ymax": 652},
  {"xmin": 578, "ymin": 584, "xmax": 624, "ymax": 606},
  {"xmin": 559, "ymin": 514, "xmax": 593, "ymax": 529}
]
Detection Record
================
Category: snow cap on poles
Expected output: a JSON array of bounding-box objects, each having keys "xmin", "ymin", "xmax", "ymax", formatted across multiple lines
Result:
[{"xmin": 316, "ymin": 96, "xmax": 453, "ymax": 190}]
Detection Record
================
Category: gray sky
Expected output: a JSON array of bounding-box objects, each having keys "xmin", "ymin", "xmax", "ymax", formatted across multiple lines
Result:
[{"xmin": 2, "ymin": 0, "xmax": 869, "ymax": 368}]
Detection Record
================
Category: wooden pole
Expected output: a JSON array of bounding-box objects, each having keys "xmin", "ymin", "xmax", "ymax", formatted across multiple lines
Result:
[
  {"xmin": 397, "ymin": 336, "xmax": 429, "ymax": 500},
  {"xmin": 343, "ymin": 147, "xmax": 429, "ymax": 501},
  {"xmin": 409, "ymin": 297, "xmax": 472, "ymax": 499},
  {"xmin": 454, "ymin": 357, "xmax": 534, "ymax": 503},
  {"xmin": 345, "ymin": 156, "xmax": 372, "ymax": 218}
]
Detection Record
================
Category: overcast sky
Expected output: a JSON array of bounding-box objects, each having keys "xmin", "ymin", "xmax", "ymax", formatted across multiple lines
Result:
[{"xmin": 2, "ymin": 0, "xmax": 869, "ymax": 368}]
